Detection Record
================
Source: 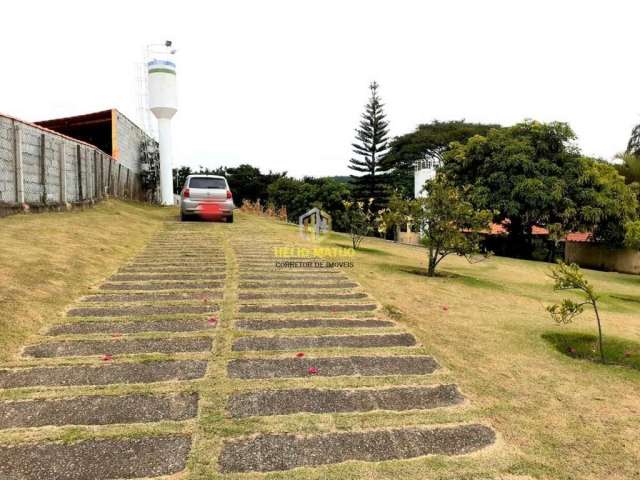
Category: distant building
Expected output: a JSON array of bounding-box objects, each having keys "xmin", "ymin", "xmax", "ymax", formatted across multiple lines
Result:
[
  {"xmin": 0, "ymin": 109, "xmax": 154, "ymax": 211},
  {"xmin": 413, "ymin": 157, "xmax": 439, "ymax": 198},
  {"xmin": 36, "ymin": 109, "xmax": 155, "ymax": 174}
]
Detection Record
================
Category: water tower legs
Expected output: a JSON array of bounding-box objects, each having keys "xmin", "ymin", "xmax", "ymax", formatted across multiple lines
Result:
[{"xmin": 157, "ymin": 118, "xmax": 174, "ymax": 206}]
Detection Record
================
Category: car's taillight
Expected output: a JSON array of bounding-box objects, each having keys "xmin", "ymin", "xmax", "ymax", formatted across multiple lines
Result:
[
  {"xmin": 226, "ymin": 190, "xmax": 233, "ymax": 199},
  {"xmin": 183, "ymin": 188, "xmax": 190, "ymax": 198}
]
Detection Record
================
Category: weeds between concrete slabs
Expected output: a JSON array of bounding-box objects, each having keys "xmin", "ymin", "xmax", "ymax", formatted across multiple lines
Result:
[
  {"xmin": 0, "ymin": 222, "xmax": 226, "ymax": 478},
  {"xmin": 0, "ymin": 215, "xmax": 500, "ymax": 478}
]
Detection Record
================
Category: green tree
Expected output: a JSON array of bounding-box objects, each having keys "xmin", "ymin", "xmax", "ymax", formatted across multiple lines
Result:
[
  {"xmin": 267, "ymin": 176, "xmax": 352, "ymax": 225},
  {"xmin": 172, "ymin": 166, "xmax": 192, "ymax": 194},
  {"xmin": 442, "ymin": 120, "xmax": 638, "ymax": 251},
  {"xmin": 574, "ymin": 157, "xmax": 638, "ymax": 246},
  {"xmin": 379, "ymin": 177, "xmax": 493, "ymax": 276},
  {"xmin": 614, "ymin": 151, "xmax": 640, "ymax": 185},
  {"xmin": 383, "ymin": 120, "xmax": 500, "ymax": 197},
  {"xmin": 547, "ymin": 262, "xmax": 605, "ymax": 363},
  {"xmin": 341, "ymin": 199, "xmax": 375, "ymax": 249},
  {"xmin": 349, "ymin": 81, "xmax": 390, "ymax": 207}
]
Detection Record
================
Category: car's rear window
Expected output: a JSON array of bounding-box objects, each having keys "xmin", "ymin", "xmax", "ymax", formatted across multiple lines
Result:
[{"xmin": 189, "ymin": 177, "xmax": 227, "ymax": 189}]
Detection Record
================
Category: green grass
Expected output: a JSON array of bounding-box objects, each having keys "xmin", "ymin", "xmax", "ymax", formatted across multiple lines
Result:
[
  {"xmin": 0, "ymin": 200, "xmax": 172, "ymax": 361},
  {"xmin": 2, "ymin": 207, "xmax": 640, "ymax": 479},
  {"xmin": 542, "ymin": 331, "xmax": 640, "ymax": 370}
]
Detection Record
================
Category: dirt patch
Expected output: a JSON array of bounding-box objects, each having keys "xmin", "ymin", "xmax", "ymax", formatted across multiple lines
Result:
[
  {"xmin": 239, "ymin": 304, "xmax": 377, "ymax": 314},
  {"xmin": 0, "ymin": 392, "xmax": 199, "ymax": 428},
  {"xmin": 67, "ymin": 304, "xmax": 218, "ymax": 317},
  {"xmin": 99, "ymin": 281, "xmax": 223, "ymax": 291},
  {"xmin": 240, "ymin": 282, "xmax": 358, "ymax": 289},
  {"xmin": 0, "ymin": 435, "xmax": 191, "ymax": 479},
  {"xmin": 232, "ymin": 333, "xmax": 416, "ymax": 351},
  {"xmin": 0, "ymin": 360, "xmax": 208, "ymax": 388},
  {"xmin": 110, "ymin": 273, "xmax": 225, "ymax": 281},
  {"xmin": 238, "ymin": 293, "xmax": 368, "ymax": 301},
  {"xmin": 81, "ymin": 291, "xmax": 222, "ymax": 303},
  {"xmin": 218, "ymin": 424, "xmax": 495, "ymax": 472},
  {"xmin": 23, "ymin": 337, "xmax": 213, "ymax": 358},
  {"xmin": 236, "ymin": 319, "xmax": 394, "ymax": 330},
  {"xmin": 47, "ymin": 319, "xmax": 216, "ymax": 336},
  {"xmin": 227, "ymin": 355, "xmax": 439, "ymax": 379},
  {"xmin": 228, "ymin": 384, "xmax": 463, "ymax": 417}
]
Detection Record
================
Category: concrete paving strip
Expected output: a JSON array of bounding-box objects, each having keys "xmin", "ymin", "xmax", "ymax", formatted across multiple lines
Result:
[
  {"xmin": 240, "ymin": 282, "xmax": 359, "ymax": 289},
  {"xmin": 131, "ymin": 260, "xmax": 225, "ymax": 266},
  {"xmin": 119, "ymin": 266, "xmax": 225, "ymax": 273},
  {"xmin": 109, "ymin": 273, "xmax": 225, "ymax": 281},
  {"xmin": 232, "ymin": 333, "xmax": 416, "ymax": 351},
  {"xmin": 239, "ymin": 304, "xmax": 377, "ymax": 314},
  {"xmin": 0, "ymin": 360, "xmax": 208, "ymax": 389},
  {"xmin": 23, "ymin": 337, "xmax": 213, "ymax": 358},
  {"xmin": 0, "ymin": 435, "xmax": 191, "ymax": 479},
  {"xmin": 236, "ymin": 318, "xmax": 395, "ymax": 330},
  {"xmin": 228, "ymin": 384, "xmax": 463, "ymax": 417},
  {"xmin": 227, "ymin": 356, "xmax": 438, "ymax": 379},
  {"xmin": 81, "ymin": 291, "xmax": 223, "ymax": 302},
  {"xmin": 67, "ymin": 304, "xmax": 219, "ymax": 317},
  {"xmin": 218, "ymin": 424, "xmax": 495, "ymax": 473},
  {"xmin": 239, "ymin": 274, "xmax": 348, "ymax": 281},
  {"xmin": 0, "ymin": 392, "xmax": 199, "ymax": 429},
  {"xmin": 238, "ymin": 292, "xmax": 368, "ymax": 300},
  {"xmin": 47, "ymin": 319, "xmax": 218, "ymax": 336},
  {"xmin": 100, "ymin": 281, "xmax": 223, "ymax": 291}
]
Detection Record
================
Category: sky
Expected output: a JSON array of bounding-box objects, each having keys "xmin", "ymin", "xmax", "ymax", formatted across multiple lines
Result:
[{"xmin": 2, "ymin": 0, "xmax": 639, "ymax": 178}]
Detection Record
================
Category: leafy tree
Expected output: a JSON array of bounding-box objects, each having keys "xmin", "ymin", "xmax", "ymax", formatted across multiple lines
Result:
[
  {"xmin": 383, "ymin": 120, "xmax": 500, "ymax": 197},
  {"xmin": 547, "ymin": 262, "xmax": 605, "ymax": 363},
  {"xmin": 379, "ymin": 176, "xmax": 493, "ymax": 276},
  {"xmin": 173, "ymin": 166, "xmax": 192, "ymax": 194},
  {"xmin": 614, "ymin": 151, "xmax": 640, "ymax": 185},
  {"xmin": 341, "ymin": 199, "xmax": 376, "ymax": 249},
  {"xmin": 267, "ymin": 176, "xmax": 351, "ymax": 225},
  {"xmin": 574, "ymin": 157, "xmax": 638, "ymax": 246},
  {"xmin": 625, "ymin": 220, "xmax": 640, "ymax": 249},
  {"xmin": 442, "ymin": 120, "xmax": 639, "ymax": 251},
  {"xmin": 349, "ymin": 81, "xmax": 390, "ymax": 207},
  {"xmin": 224, "ymin": 164, "xmax": 285, "ymax": 206}
]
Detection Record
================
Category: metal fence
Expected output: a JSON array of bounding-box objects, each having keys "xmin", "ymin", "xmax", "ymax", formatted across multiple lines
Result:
[{"xmin": 0, "ymin": 115, "xmax": 143, "ymax": 207}]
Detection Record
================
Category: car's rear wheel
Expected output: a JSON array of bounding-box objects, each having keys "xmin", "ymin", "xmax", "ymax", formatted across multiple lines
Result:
[
  {"xmin": 180, "ymin": 212, "xmax": 189, "ymax": 222},
  {"xmin": 227, "ymin": 214, "xmax": 234, "ymax": 223}
]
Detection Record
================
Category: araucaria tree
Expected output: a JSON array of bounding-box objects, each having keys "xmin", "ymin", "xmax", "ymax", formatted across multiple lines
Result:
[
  {"xmin": 378, "ymin": 176, "xmax": 493, "ymax": 276},
  {"xmin": 349, "ymin": 81, "xmax": 390, "ymax": 207}
]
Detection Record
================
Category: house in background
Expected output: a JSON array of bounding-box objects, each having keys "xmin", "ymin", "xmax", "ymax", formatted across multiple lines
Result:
[{"xmin": 565, "ymin": 232, "xmax": 640, "ymax": 275}]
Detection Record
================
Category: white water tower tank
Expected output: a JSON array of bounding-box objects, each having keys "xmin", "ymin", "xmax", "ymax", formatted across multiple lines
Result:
[
  {"xmin": 148, "ymin": 58, "xmax": 177, "ymax": 206},
  {"xmin": 414, "ymin": 157, "xmax": 438, "ymax": 198}
]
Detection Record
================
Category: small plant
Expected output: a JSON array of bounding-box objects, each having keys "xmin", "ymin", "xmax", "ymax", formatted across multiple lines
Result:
[
  {"xmin": 341, "ymin": 199, "xmax": 375, "ymax": 249},
  {"xmin": 547, "ymin": 261, "xmax": 605, "ymax": 363}
]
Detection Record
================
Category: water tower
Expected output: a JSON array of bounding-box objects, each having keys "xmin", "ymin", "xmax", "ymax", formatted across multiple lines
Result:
[
  {"xmin": 414, "ymin": 156, "xmax": 439, "ymax": 198},
  {"xmin": 148, "ymin": 42, "xmax": 177, "ymax": 206}
]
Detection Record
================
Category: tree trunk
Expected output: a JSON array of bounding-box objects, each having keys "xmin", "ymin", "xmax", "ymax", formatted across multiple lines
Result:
[
  {"xmin": 593, "ymin": 302, "xmax": 605, "ymax": 364},
  {"xmin": 427, "ymin": 247, "xmax": 437, "ymax": 277}
]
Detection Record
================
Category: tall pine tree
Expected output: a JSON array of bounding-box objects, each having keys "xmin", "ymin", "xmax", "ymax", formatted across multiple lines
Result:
[{"xmin": 349, "ymin": 81, "xmax": 390, "ymax": 207}]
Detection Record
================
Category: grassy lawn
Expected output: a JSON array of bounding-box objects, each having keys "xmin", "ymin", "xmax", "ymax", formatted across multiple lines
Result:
[
  {"xmin": 0, "ymin": 200, "xmax": 172, "ymax": 362},
  {"xmin": 228, "ymin": 213, "xmax": 640, "ymax": 480},
  {"xmin": 1, "ymin": 206, "xmax": 639, "ymax": 479}
]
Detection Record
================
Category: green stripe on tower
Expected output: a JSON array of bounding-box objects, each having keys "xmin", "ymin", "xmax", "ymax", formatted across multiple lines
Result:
[{"xmin": 149, "ymin": 68, "xmax": 176, "ymax": 75}]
